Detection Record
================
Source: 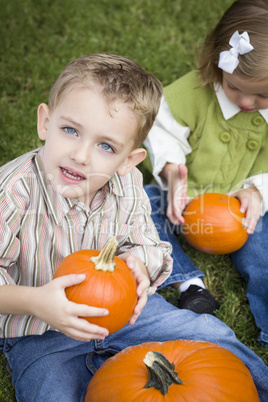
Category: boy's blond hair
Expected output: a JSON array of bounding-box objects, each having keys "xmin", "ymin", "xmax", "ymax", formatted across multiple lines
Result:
[
  {"xmin": 198, "ymin": 0, "xmax": 268, "ymax": 87},
  {"xmin": 49, "ymin": 53, "xmax": 163, "ymax": 148}
]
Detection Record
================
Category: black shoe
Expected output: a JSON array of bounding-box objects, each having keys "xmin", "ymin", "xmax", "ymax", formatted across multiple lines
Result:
[{"xmin": 176, "ymin": 285, "xmax": 220, "ymax": 315}]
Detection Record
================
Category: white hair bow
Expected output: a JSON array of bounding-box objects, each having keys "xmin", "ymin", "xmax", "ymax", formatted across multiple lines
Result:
[{"xmin": 218, "ymin": 31, "xmax": 254, "ymax": 74}]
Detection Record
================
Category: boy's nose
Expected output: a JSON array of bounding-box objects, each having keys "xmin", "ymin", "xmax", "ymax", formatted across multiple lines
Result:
[{"xmin": 70, "ymin": 144, "xmax": 90, "ymax": 165}]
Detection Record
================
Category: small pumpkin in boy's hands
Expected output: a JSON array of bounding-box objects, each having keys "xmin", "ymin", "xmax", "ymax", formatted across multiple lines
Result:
[
  {"xmin": 182, "ymin": 193, "xmax": 248, "ymax": 254},
  {"xmin": 84, "ymin": 340, "xmax": 259, "ymax": 401},
  {"xmin": 53, "ymin": 236, "xmax": 137, "ymax": 334}
]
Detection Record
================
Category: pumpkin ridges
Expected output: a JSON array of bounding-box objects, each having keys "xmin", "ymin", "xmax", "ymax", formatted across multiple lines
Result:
[
  {"xmin": 182, "ymin": 193, "xmax": 248, "ymax": 254},
  {"xmin": 85, "ymin": 340, "xmax": 259, "ymax": 402},
  {"xmin": 64, "ymin": 265, "xmax": 137, "ymax": 332},
  {"xmin": 53, "ymin": 238, "xmax": 137, "ymax": 334},
  {"xmin": 65, "ymin": 261, "xmax": 134, "ymax": 305},
  {"xmin": 175, "ymin": 350, "xmax": 257, "ymax": 400}
]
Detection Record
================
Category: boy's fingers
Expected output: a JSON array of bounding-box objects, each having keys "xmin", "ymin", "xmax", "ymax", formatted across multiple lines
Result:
[
  {"xmin": 73, "ymin": 304, "xmax": 109, "ymax": 318},
  {"xmin": 129, "ymin": 291, "xmax": 148, "ymax": 325},
  {"xmin": 62, "ymin": 323, "xmax": 109, "ymax": 341},
  {"xmin": 53, "ymin": 273, "xmax": 86, "ymax": 288}
]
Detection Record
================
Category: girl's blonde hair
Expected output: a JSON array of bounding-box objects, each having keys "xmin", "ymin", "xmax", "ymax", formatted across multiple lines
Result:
[
  {"xmin": 49, "ymin": 54, "xmax": 163, "ymax": 148},
  {"xmin": 198, "ymin": 0, "xmax": 268, "ymax": 86}
]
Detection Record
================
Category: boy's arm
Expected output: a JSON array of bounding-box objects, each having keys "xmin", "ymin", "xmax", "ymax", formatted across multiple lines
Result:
[
  {"xmin": 119, "ymin": 253, "xmax": 150, "ymax": 325},
  {"xmin": 0, "ymin": 195, "xmax": 109, "ymax": 341},
  {"xmin": 0, "ymin": 276, "xmax": 110, "ymax": 341},
  {"xmin": 118, "ymin": 186, "xmax": 173, "ymax": 294}
]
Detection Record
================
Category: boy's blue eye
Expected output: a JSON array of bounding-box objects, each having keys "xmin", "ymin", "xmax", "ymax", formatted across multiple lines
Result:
[
  {"xmin": 64, "ymin": 127, "xmax": 77, "ymax": 135},
  {"xmin": 99, "ymin": 143, "xmax": 114, "ymax": 152}
]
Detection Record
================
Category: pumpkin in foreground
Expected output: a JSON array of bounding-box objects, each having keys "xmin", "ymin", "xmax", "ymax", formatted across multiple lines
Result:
[
  {"xmin": 84, "ymin": 340, "xmax": 259, "ymax": 401},
  {"xmin": 53, "ymin": 236, "xmax": 137, "ymax": 334},
  {"xmin": 182, "ymin": 193, "xmax": 248, "ymax": 254}
]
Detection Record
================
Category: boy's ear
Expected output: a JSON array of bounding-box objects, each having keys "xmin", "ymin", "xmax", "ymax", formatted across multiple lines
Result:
[
  {"xmin": 37, "ymin": 103, "xmax": 50, "ymax": 141},
  {"xmin": 117, "ymin": 148, "xmax": 147, "ymax": 176}
]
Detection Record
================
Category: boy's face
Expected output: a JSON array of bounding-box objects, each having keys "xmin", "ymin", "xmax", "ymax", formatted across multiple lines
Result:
[
  {"xmin": 222, "ymin": 72, "xmax": 268, "ymax": 112},
  {"xmin": 37, "ymin": 87, "xmax": 146, "ymax": 204}
]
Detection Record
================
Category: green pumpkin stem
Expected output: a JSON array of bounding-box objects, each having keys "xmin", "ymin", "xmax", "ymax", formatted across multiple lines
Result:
[
  {"xmin": 90, "ymin": 236, "xmax": 118, "ymax": 272},
  {"xmin": 143, "ymin": 351, "xmax": 183, "ymax": 395}
]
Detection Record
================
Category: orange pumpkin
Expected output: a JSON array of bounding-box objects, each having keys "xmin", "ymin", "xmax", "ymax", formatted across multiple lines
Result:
[
  {"xmin": 85, "ymin": 340, "xmax": 259, "ymax": 401},
  {"xmin": 53, "ymin": 236, "xmax": 137, "ymax": 334},
  {"xmin": 182, "ymin": 193, "xmax": 248, "ymax": 254}
]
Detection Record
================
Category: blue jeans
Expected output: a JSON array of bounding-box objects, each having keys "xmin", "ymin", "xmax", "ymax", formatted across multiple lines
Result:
[
  {"xmin": 1, "ymin": 293, "xmax": 268, "ymax": 401},
  {"xmin": 144, "ymin": 184, "xmax": 268, "ymax": 347}
]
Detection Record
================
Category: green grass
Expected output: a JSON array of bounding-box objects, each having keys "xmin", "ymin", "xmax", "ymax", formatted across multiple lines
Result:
[{"xmin": 0, "ymin": 0, "xmax": 267, "ymax": 399}]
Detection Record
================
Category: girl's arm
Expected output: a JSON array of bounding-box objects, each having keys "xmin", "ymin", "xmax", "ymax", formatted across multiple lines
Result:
[
  {"xmin": 243, "ymin": 172, "xmax": 268, "ymax": 216},
  {"xmin": 161, "ymin": 162, "xmax": 190, "ymax": 225},
  {"xmin": 144, "ymin": 95, "xmax": 191, "ymax": 189},
  {"xmin": 231, "ymin": 186, "xmax": 262, "ymax": 234},
  {"xmin": 144, "ymin": 95, "xmax": 192, "ymax": 224}
]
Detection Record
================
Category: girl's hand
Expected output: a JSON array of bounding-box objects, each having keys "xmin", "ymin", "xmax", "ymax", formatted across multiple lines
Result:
[
  {"xmin": 32, "ymin": 274, "xmax": 109, "ymax": 341},
  {"xmin": 229, "ymin": 186, "xmax": 262, "ymax": 234},
  {"xmin": 163, "ymin": 163, "xmax": 190, "ymax": 225},
  {"xmin": 119, "ymin": 253, "xmax": 150, "ymax": 325}
]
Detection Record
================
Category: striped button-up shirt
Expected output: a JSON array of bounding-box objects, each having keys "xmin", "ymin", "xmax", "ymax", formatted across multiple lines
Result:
[{"xmin": 0, "ymin": 148, "xmax": 172, "ymax": 338}]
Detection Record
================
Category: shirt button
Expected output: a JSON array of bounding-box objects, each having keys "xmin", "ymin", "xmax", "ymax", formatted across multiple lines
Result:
[
  {"xmin": 219, "ymin": 132, "xmax": 231, "ymax": 143},
  {"xmin": 252, "ymin": 116, "xmax": 265, "ymax": 126},
  {"xmin": 246, "ymin": 140, "xmax": 259, "ymax": 150}
]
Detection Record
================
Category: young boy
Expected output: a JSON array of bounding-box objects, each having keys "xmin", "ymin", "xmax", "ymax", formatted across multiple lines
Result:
[{"xmin": 0, "ymin": 54, "xmax": 267, "ymax": 401}]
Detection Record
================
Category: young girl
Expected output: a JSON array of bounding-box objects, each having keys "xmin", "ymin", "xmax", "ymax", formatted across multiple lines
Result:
[{"xmin": 144, "ymin": 0, "xmax": 268, "ymax": 348}]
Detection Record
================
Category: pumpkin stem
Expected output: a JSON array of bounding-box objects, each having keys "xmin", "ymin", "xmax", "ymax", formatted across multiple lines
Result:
[
  {"xmin": 90, "ymin": 236, "xmax": 118, "ymax": 272},
  {"xmin": 143, "ymin": 351, "xmax": 183, "ymax": 395}
]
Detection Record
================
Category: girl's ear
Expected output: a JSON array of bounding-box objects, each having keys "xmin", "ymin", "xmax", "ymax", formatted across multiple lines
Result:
[
  {"xmin": 117, "ymin": 148, "xmax": 147, "ymax": 176},
  {"xmin": 37, "ymin": 103, "xmax": 50, "ymax": 141}
]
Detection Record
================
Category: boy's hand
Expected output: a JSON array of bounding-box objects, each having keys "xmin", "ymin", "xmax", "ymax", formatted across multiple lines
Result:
[
  {"xmin": 119, "ymin": 253, "xmax": 150, "ymax": 325},
  {"xmin": 33, "ymin": 274, "xmax": 109, "ymax": 341},
  {"xmin": 229, "ymin": 186, "xmax": 262, "ymax": 234},
  {"xmin": 164, "ymin": 163, "xmax": 190, "ymax": 225}
]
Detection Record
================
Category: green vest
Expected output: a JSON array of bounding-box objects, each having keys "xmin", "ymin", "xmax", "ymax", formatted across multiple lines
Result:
[{"xmin": 164, "ymin": 71, "xmax": 268, "ymax": 197}]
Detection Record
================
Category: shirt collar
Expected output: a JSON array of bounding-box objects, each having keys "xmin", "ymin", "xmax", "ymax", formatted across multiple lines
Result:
[
  {"xmin": 35, "ymin": 148, "xmax": 125, "ymax": 224},
  {"xmin": 109, "ymin": 172, "xmax": 125, "ymax": 197},
  {"xmin": 214, "ymin": 83, "xmax": 268, "ymax": 123}
]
